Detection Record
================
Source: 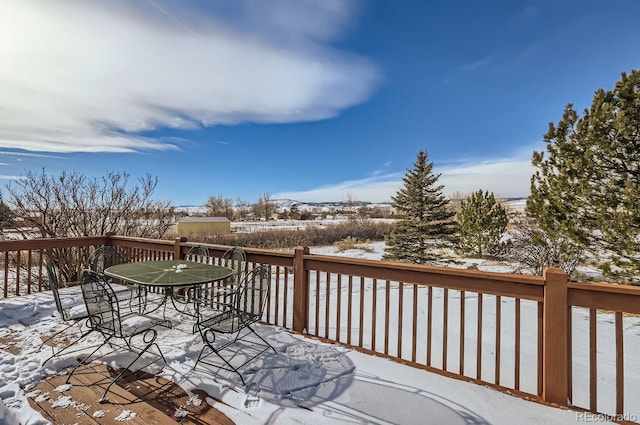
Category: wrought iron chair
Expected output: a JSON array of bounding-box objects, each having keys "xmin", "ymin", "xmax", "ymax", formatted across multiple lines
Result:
[
  {"xmin": 89, "ymin": 245, "xmax": 143, "ymax": 309},
  {"xmin": 193, "ymin": 265, "xmax": 275, "ymax": 385},
  {"xmin": 185, "ymin": 245, "xmax": 210, "ymax": 263},
  {"xmin": 191, "ymin": 246, "xmax": 245, "ymax": 310},
  {"xmin": 39, "ymin": 261, "xmax": 93, "ymax": 364},
  {"xmin": 175, "ymin": 245, "xmax": 212, "ymax": 307},
  {"xmin": 221, "ymin": 246, "xmax": 247, "ymax": 287},
  {"xmin": 203, "ymin": 246, "xmax": 247, "ymax": 310},
  {"xmin": 65, "ymin": 270, "xmax": 171, "ymax": 403},
  {"xmin": 89, "ymin": 245, "xmax": 129, "ymax": 273}
]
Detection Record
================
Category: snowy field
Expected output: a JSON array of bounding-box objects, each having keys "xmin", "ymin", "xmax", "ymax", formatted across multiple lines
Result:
[{"xmin": 0, "ymin": 241, "xmax": 637, "ymax": 424}]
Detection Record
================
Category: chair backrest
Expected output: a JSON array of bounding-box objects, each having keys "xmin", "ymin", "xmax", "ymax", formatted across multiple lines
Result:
[
  {"xmin": 89, "ymin": 246, "xmax": 128, "ymax": 273},
  {"xmin": 222, "ymin": 246, "xmax": 247, "ymax": 285},
  {"xmin": 45, "ymin": 261, "xmax": 66, "ymax": 319},
  {"xmin": 81, "ymin": 269, "xmax": 123, "ymax": 337},
  {"xmin": 235, "ymin": 265, "xmax": 271, "ymax": 322},
  {"xmin": 186, "ymin": 245, "xmax": 210, "ymax": 263}
]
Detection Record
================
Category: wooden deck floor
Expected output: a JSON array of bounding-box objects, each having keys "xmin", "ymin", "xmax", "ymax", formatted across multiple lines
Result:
[
  {"xmin": 0, "ymin": 332, "xmax": 235, "ymax": 425},
  {"xmin": 27, "ymin": 363, "xmax": 235, "ymax": 424}
]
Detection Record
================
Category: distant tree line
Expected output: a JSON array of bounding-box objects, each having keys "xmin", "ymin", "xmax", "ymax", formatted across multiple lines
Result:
[{"xmin": 204, "ymin": 192, "xmax": 277, "ymax": 221}]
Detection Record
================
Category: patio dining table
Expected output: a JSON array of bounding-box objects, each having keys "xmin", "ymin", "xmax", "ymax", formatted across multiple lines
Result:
[{"xmin": 104, "ymin": 260, "xmax": 234, "ymax": 329}]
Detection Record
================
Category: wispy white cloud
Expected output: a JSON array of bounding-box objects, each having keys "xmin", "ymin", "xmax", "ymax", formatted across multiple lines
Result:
[
  {"xmin": 274, "ymin": 157, "xmax": 534, "ymax": 202},
  {"xmin": 371, "ymin": 161, "xmax": 392, "ymax": 176},
  {"xmin": 464, "ymin": 52, "xmax": 502, "ymax": 72},
  {"xmin": 0, "ymin": 0, "xmax": 379, "ymax": 153},
  {"xmin": 274, "ymin": 172, "xmax": 403, "ymax": 203},
  {"xmin": 0, "ymin": 151, "xmax": 64, "ymax": 159},
  {"xmin": 438, "ymin": 158, "xmax": 534, "ymax": 198}
]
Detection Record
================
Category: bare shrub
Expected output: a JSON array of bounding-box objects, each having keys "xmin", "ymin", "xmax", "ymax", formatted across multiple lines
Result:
[
  {"xmin": 334, "ymin": 236, "xmax": 375, "ymax": 253},
  {"xmin": 507, "ymin": 217, "xmax": 582, "ymax": 277},
  {"xmin": 194, "ymin": 221, "xmax": 393, "ymax": 250},
  {"xmin": 4, "ymin": 169, "xmax": 176, "ymax": 239}
]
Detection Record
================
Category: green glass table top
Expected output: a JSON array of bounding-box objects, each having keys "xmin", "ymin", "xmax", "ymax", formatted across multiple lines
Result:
[{"xmin": 104, "ymin": 260, "xmax": 234, "ymax": 288}]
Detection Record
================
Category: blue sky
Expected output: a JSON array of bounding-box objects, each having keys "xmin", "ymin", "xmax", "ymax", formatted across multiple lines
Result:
[{"xmin": 1, "ymin": 0, "xmax": 639, "ymax": 205}]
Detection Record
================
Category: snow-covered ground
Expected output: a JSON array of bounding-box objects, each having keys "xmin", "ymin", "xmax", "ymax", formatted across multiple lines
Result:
[{"xmin": 0, "ymin": 242, "xmax": 636, "ymax": 424}]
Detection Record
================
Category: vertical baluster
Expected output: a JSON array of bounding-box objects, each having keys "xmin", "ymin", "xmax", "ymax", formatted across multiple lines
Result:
[
  {"xmin": 56, "ymin": 249, "xmax": 63, "ymax": 287},
  {"xmin": 443, "ymin": 288, "xmax": 449, "ymax": 370},
  {"xmin": 515, "ymin": 298, "xmax": 521, "ymax": 391},
  {"xmin": 589, "ymin": 308, "xmax": 597, "ymax": 412},
  {"xmin": 315, "ymin": 270, "xmax": 320, "ymax": 337},
  {"xmin": 325, "ymin": 272, "xmax": 331, "ymax": 339},
  {"xmin": 477, "ymin": 293, "xmax": 483, "ymax": 380},
  {"xmin": 567, "ymin": 305, "xmax": 573, "ymax": 403},
  {"xmin": 537, "ymin": 302, "xmax": 544, "ymax": 396},
  {"xmin": 412, "ymin": 283, "xmax": 418, "ymax": 363},
  {"xmin": 274, "ymin": 266, "xmax": 280, "ymax": 325},
  {"xmin": 371, "ymin": 278, "xmax": 377, "ymax": 351},
  {"xmin": 283, "ymin": 266, "xmax": 289, "ymax": 328},
  {"xmin": 76, "ymin": 247, "xmax": 83, "ymax": 280},
  {"xmin": 267, "ymin": 266, "xmax": 276, "ymax": 323},
  {"xmin": 336, "ymin": 274, "xmax": 342, "ymax": 342},
  {"xmin": 285, "ymin": 267, "xmax": 291, "ymax": 327},
  {"xmin": 347, "ymin": 275, "xmax": 353, "ymax": 346},
  {"xmin": 615, "ymin": 311, "xmax": 624, "ymax": 416},
  {"xmin": 495, "ymin": 295, "xmax": 501, "ymax": 385},
  {"xmin": 427, "ymin": 286, "xmax": 433, "ymax": 366},
  {"xmin": 38, "ymin": 250, "xmax": 44, "ymax": 291},
  {"xmin": 27, "ymin": 250, "xmax": 33, "ymax": 294},
  {"xmin": 15, "ymin": 251, "xmax": 21, "ymax": 296},
  {"xmin": 460, "ymin": 290, "xmax": 466, "ymax": 375},
  {"xmin": 359, "ymin": 277, "xmax": 365, "ymax": 348},
  {"xmin": 66, "ymin": 248, "xmax": 73, "ymax": 284},
  {"xmin": 4, "ymin": 251, "xmax": 10, "ymax": 297},
  {"xmin": 397, "ymin": 282, "xmax": 404, "ymax": 358},
  {"xmin": 384, "ymin": 280, "xmax": 390, "ymax": 355}
]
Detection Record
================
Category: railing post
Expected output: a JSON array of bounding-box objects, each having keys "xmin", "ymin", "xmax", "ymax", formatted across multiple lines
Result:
[
  {"xmin": 292, "ymin": 246, "xmax": 310, "ymax": 334},
  {"xmin": 542, "ymin": 267, "xmax": 569, "ymax": 406},
  {"xmin": 105, "ymin": 232, "xmax": 117, "ymax": 245},
  {"xmin": 175, "ymin": 237, "xmax": 187, "ymax": 260}
]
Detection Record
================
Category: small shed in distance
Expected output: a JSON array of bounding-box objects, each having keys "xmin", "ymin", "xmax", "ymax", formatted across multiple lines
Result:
[{"xmin": 177, "ymin": 217, "xmax": 231, "ymax": 236}]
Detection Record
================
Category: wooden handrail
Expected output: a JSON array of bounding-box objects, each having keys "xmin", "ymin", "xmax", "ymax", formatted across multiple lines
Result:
[{"xmin": 304, "ymin": 254, "xmax": 545, "ymax": 300}]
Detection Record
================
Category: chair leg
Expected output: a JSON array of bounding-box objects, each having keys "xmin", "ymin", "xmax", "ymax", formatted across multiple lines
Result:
[
  {"xmin": 194, "ymin": 341, "xmax": 246, "ymax": 385},
  {"xmin": 38, "ymin": 320, "xmax": 80, "ymax": 351},
  {"xmin": 99, "ymin": 329, "xmax": 163, "ymax": 403},
  {"xmin": 247, "ymin": 325, "xmax": 277, "ymax": 354},
  {"xmin": 41, "ymin": 327, "xmax": 94, "ymax": 367},
  {"xmin": 65, "ymin": 335, "xmax": 112, "ymax": 384}
]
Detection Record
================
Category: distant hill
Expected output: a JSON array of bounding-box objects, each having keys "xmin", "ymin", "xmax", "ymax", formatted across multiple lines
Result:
[
  {"xmin": 175, "ymin": 198, "xmax": 526, "ymax": 215},
  {"xmin": 175, "ymin": 199, "xmax": 395, "ymax": 214}
]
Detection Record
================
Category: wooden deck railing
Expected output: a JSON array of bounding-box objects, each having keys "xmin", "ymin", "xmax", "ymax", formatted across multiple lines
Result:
[{"xmin": 1, "ymin": 235, "xmax": 638, "ymax": 422}]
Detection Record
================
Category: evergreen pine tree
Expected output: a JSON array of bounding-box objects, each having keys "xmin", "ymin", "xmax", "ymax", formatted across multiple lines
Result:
[
  {"xmin": 527, "ymin": 70, "xmax": 640, "ymax": 282},
  {"xmin": 383, "ymin": 150, "xmax": 457, "ymax": 264},
  {"xmin": 456, "ymin": 190, "xmax": 508, "ymax": 257}
]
